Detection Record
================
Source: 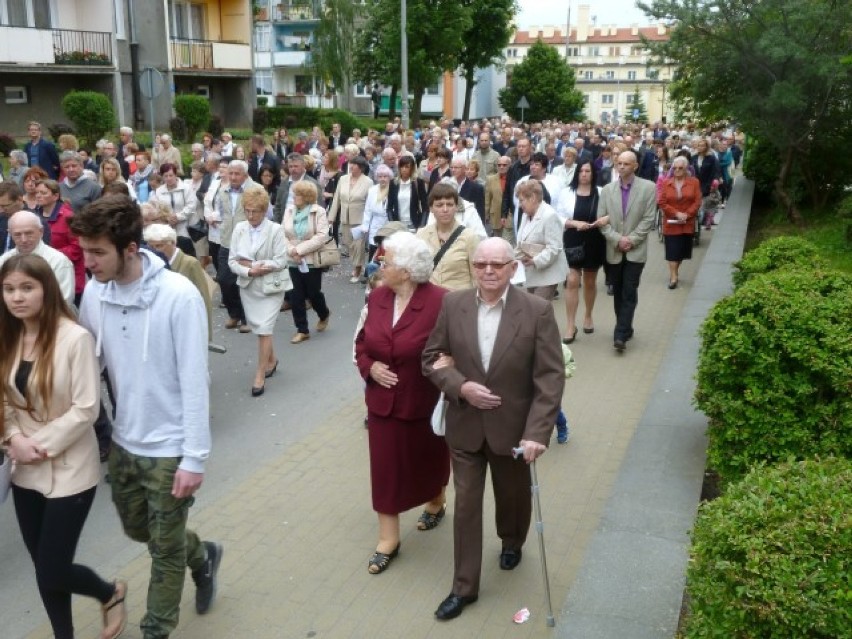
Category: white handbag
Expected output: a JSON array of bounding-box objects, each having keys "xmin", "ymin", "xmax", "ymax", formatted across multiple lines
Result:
[{"xmin": 431, "ymin": 393, "xmax": 448, "ymax": 436}]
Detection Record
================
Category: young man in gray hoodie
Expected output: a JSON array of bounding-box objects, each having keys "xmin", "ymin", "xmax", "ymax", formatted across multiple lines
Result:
[{"xmin": 73, "ymin": 194, "xmax": 221, "ymax": 639}]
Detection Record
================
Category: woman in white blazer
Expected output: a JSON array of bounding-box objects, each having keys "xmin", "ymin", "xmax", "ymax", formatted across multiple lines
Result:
[
  {"xmin": 515, "ymin": 179, "xmax": 569, "ymax": 299},
  {"xmin": 228, "ymin": 186, "xmax": 290, "ymax": 397},
  {"xmin": 327, "ymin": 156, "xmax": 373, "ymax": 282},
  {"xmin": 1, "ymin": 254, "xmax": 127, "ymax": 639}
]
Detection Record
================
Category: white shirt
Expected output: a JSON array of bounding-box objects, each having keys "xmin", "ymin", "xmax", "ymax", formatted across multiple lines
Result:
[
  {"xmin": 396, "ymin": 179, "xmax": 412, "ymax": 225},
  {"xmin": 476, "ymin": 286, "xmax": 509, "ymax": 372}
]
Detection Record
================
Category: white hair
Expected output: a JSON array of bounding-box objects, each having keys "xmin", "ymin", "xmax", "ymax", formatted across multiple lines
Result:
[
  {"xmin": 120, "ymin": 126, "xmax": 134, "ymax": 136},
  {"xmin": 160, "ymin": 133, "xmax": 172, "ymax": 142},
  {"xmin": 191, "ymin": 143, "xmax": 203, "ymax": 152},
  {"xmin": 383, "ymin": 232, "xmax": 433, "ymax": 284},
  {"xmin": 228, "ymin": 159, "xmax": 249, "ymax": 173},
  {"xmin": 143, "ymin": 223, "xmax": 177, "ymax": 244},
  {"xmin": 9, "ymin": 210, "xmax": 43, "ymax": 230},
  {"xmin": 9, "ymin": 149, "xmax": 28, "ymax": 164}
]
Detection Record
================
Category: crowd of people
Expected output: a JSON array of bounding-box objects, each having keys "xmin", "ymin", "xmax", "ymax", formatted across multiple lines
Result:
[{"xmin": 0, "ymin": 114, "xmax": 741, "ymax": 634}]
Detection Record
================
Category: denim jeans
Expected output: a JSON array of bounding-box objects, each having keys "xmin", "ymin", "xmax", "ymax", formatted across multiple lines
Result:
[{"xmin": 108, "ymin": 445, "xmax": 205, "ymax": 638}]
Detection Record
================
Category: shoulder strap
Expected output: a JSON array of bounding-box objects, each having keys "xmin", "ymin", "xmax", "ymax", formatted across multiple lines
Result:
[{"xmin": 432, "ymin": 225, "xmax": 465, "ymax": 267}]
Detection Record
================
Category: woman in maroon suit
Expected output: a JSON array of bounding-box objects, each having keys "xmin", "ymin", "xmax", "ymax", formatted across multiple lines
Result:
[{"xmin": 355, "ymin": 232, "xmax": 449, "ymax": 574}]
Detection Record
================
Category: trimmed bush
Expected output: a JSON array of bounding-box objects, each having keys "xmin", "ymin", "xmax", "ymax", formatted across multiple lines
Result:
[
  {"xmin": 169, "ymin": 117, "xmax": 187, "ymax": 145},
  {"xmin": 0, "ymin": 132, "xmax": 16, "ymax": 156},
  {"xmin": 207, "ymin": 114, "xmax": 224, "ymax": 139},
  {"xmin": 60, "ymin": 90, "xmax": 116, "ymax": 148},
  {"xmin": 684, "ymin": 457, "xmax": 851, "ymax": 638},
  {"xmin": 47, "ymin": 123, "xmax": 75, "ymax": 141},
  {"xmin": 252, "ymin": 107, "xmax": 268, "ymax": 135},
  {"xmin": 695, "ymin": 268, "xmax": 852, "ymax": 484},
  {"xmin": 732, "ymin": 236, "xmax": 826, "ymax": 288},
  {"xmin": 259, "ymin": 106, "xmax": 368, "ymax": 137},
  {"xmin": 173, "ymin": 95, "xmax": 210, "ymax": 143}
]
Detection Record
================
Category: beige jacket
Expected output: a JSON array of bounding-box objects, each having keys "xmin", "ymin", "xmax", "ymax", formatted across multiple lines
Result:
[
  {"xmin": 3, "ymin": 320, "xmax": 101, "ymax": 498},
  {"xmin": 282, "ymin": 204, "xmax": 332, "ymax": 267},
  {"xmin": 416, "ymin": 222, "xmax": 480, "ymax": 292},
  {"xmin": 327, "ymin": 173, "xmax": 373, "ymax": 226}
]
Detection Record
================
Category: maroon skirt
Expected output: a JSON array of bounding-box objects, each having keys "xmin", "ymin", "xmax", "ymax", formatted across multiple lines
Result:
[{"xmin": 367, "ymin": 412, "xmax": 450, "ymax": 515}]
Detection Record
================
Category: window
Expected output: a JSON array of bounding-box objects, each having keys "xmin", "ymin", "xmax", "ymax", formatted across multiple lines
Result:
[
  {"xmin": 1, "ymin": 0, "xmax": 52, "ymax": 28},
  {"xmin": 608, "ymin": 46, "xmax": 620, "ymax": 57},
  {"xmin": 4, "ymin": 85, "xmax": 29, "ymax": 104},
  {"xmin": 255, "ymin": 70, "xmax": 272, "ymax": 96},
  {"xmin": 114, "ymin": 0, "xmax": 125, "ymax": 39},
  {"xmin": 582, "ymin": 94, "xmax": 589, "ymax": 104},
  {"xmin": 169, "ymin": 1, "xmax": 206, "ymax": 40},
  {"xmin": 295, "ymin": 74, "xmax": 314, "ymax": 94},
  {"xmin": 605, "ymin": 70, "xmax": 615, "ymax": 79},
  {"xmin": 602, "ymin": 94, "xmax": 614, "ymax": 105},
  {"xmin": 587, "ymin": 46, "xmax": 600, "ymax": 57},
  {"xmin": 255, "ymin": 24, "xmax": 271, "ymax": 51},
  {"xmin": 423, "ymin": 82, "xmax": 441, "ymax": 96},
  {"xmin": 627, "ymin": 70, "xmax": 637, "ymax": 80},
  {"xmin": 583, "ymin": 70, "xmax": 593, "ymax": 80},
  {"xmin": 567, "ymin": 46, "xmax": 579, "ymax": 57},
  {"xmin": 630, "ymin": 46, "xmax": 644, "ymax": 56},
  {"xmin": 354, "ymin": 83, "xmax": 370, "ymax": 97}
]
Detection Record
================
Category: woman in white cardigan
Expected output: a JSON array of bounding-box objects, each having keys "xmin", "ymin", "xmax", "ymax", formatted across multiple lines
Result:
[
  {"xmin": 0, "ymin": 254, "xmax": 127, "ymax": 639},
  {"xmin": 515, "ymin": 179, "xmax": 568, "ymax": 299},
  {"xmin": 228, "ymin": 186, "xmax": 290, "ymax": 397}
]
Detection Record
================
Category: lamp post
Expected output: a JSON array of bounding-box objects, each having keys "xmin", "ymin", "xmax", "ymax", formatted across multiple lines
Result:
[{"xmin": 400, "ymin": 0, "xmax": 409, "ymax": 129}]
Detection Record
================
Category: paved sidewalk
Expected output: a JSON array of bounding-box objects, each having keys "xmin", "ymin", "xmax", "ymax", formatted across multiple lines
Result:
[{"xmin": 26, "ymin": 181, "xmax": 751, "ymax": 639}]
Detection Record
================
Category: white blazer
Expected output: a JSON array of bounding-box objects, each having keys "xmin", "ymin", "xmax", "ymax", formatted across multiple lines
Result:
[
  {"xmin": 515, "ymin": 202, "xmax": 569, "ymax": 288},
  {"xmin": 227, "ymin": 219, "xmax": 290, "ymax": 289}
]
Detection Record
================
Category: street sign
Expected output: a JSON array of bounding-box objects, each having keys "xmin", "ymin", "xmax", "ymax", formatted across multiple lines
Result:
[
  {"xmin": 517, "ymin": 95, "xmax": 530, "ymax": 123},
  {"xmin": 139, "ymin": 67, "xmax": 165, "ymax": 147}
]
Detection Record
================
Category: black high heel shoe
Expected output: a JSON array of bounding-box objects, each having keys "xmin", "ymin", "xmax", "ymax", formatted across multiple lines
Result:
[
  {"xmin": 265, "ymin": 360, "xmax": 279, "ymax": 378},
  {"xmin": 251, "ymin": 385, "xmax": 265, "ymax": 397},
  {"xmin": 562, "ymin": 328, "xmax": 578, "ymax": 344}
]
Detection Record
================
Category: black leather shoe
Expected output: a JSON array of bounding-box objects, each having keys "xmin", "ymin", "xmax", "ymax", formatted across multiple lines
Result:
[
  {"xmin": 251, "ymin": 385, "xmax": 265, "ymax": 397},
  {"xmin": 435, "ymin": 593, "xmax": 478, "ymax": 621},
  {"xmin": 500, "ymin": 548, "xmax": 522, "ymax": 570},
  {"xmin": 613, "ymin": 339, "xmax": 626, "ymax": 353}
]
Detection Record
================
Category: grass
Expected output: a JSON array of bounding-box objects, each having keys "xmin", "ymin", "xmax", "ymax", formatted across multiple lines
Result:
[{"xmin": 746, "ymin": 202, "xmax": 852, "ymax": 274}]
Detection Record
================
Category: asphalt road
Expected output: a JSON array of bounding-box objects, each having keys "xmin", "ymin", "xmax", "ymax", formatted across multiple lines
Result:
[{"xmin": 0, "ymin": 263, "xmax": 369, "ymax": 639}]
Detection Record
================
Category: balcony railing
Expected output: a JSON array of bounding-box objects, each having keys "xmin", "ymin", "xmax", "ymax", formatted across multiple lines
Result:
[
  {"xmin": 170, "ymin": 38, "xmax": 252, "ymax": 71},
  {"xmin": 273, "ymin": 1, "xmax": 321, "ymax": 21},
  {"xmin": 0, "ymin": 26, "xmax": 112, "ymax": 66}
]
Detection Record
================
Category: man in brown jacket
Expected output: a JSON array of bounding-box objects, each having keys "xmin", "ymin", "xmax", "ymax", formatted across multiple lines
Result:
[
  {"xmin": 423, "ymin": 237, "xmax": 564, "ymax": 621},
  {"xmin": 484, "ymin": 156, "xmax": 511, "ymax": 237}
]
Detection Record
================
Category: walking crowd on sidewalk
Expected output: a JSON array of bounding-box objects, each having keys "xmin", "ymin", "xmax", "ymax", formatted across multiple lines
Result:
[{"xmin": 0, "ymin": 115, "xmax": 741, "ymax": 635}]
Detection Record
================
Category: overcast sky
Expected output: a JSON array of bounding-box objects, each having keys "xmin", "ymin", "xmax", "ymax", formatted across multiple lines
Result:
[{"xmin": 516, "ymin": 0, "xmax": 653, "ymax": 29}]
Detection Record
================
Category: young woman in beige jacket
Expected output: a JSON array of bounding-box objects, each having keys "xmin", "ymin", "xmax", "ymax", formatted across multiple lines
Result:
[{"xmin": 1, "ymin": 254, "xmax": 127, "ymax": 639}]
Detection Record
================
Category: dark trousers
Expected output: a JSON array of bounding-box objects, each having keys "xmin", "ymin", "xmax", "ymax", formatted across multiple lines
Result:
[
  {"xmin": 288, "ymin": 266, "xmax": 330, "ymax": 334},
  {"xmin": 609, "ymin": 257, "xmax": 645, "ymax": 341},
  {"xmin": 13, "ymin": 485, "xmax": 114, "ymax": 639},
  {"xmin": 217, "ymin": 247, "xmax": 245, "ymax": 322},
  {"xmin": 208, "ymin": 241, "xmax": 221, "ymax": 279},
  {"xmin": 449, "ymin": 443, "xmax": 532, "ymax": 597}
]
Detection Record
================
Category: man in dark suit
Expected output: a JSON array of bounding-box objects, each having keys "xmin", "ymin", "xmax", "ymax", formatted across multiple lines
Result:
[
  {"xmin": 451, "ymin": 157, "xmax": 485, "ymax": 221},
  {"xmin": 247, "ymin": 134, "xmax": 280, "ymax": 182},
  {"xmin": 423, "ymin": 237, "xmax": 564, "ymax": 621},
  {"xmin": 23, "ymin": 121, "xmax": 60, "ymax": 179},
  {"xmin": 500, "ymin": 137, "xmax": 532, "ymax": 226},
  {"xmin": 573, "ymin": 137, "xmax": 593, "ymax": 165},
  {"xmin": 273, "ymin": 153, "xmax": 319, "ymax": 223}
]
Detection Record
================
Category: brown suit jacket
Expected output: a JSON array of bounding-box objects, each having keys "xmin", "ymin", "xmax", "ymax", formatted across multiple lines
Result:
[{"xmin": 422, "ymin": 285, "xmax": 564, "ymax": 456}]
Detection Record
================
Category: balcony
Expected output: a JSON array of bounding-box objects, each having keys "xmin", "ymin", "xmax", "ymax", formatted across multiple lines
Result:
[
  {"xmin": 272, "ymin": 1, "xmax": 321, "ymax": 22},
  {"xmin": 170, "ymin": 38, "xmax": 252, "ymax": 71},
  {"xmin": 0, "ymin": 26, "xmax": 112, "ymax": 67}
]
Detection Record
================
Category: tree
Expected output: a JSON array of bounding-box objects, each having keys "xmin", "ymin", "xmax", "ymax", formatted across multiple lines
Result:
[
  {"xmin": 498, "ymin": 40, "xmax": 585, "ymax": 123},
  {"xmin": 626, "ymin": 86, "xmax": 648, "ymax": 123},
  {"xmin": 61, "ymin": 91, "xmax": 115, "ymax": 148},
  {"xmin": 311, "ymin": 0, "xmax": 365, "ymax": 112},
  {"xmin": 457, "ymin": 0, "xmax": 517, "ymax": 121},
  {"xmin": 353, "ymin": 0, "xmax": 471, "ymax": 126},
  {"xmin": 173, "ymin": 95, "xmax": 210, "ymax": 143},
  {"xmin": 638, "ymin": 0, "xmax": 852, "ymax": 222}
]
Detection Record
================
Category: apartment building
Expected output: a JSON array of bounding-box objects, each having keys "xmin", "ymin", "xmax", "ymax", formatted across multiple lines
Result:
[
  {"xmin": 506, "ymin": 4, "xmax": 674, "ymax": 124},
  {"xmin": 0, "ymin": 0, "xmax": 254, "ymax": 135}
]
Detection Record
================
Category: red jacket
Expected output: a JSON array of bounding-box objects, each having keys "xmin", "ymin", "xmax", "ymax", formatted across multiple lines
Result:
[
  {"xmin": 658, "ymin": 176, "xmax": 701, "ymax": 236},
  {"xmin": 45, "ymin": 201, "xmax": 85, "ymax": 294}
]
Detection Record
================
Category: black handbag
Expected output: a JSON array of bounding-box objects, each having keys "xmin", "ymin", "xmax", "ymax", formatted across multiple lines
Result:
[
  {"xmin": 565, "ymin": 244, "xmax": 585, "ymax": 263},
  {"xmin": 187, "ymin": 218, "xmax": 208, "ymax": 242}
]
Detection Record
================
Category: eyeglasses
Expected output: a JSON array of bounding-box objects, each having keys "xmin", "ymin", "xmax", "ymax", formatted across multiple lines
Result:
[
  {"xmin": 472, "ymin": 260, "xmax": 514, "ymax": 271},
  {"xmin": 497, "ymin": 163, "xmax": 510, "ymax": 167}
]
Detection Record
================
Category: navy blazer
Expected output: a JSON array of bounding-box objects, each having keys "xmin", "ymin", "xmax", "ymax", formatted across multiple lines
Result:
[
  {"xmin": 691, "ymin": 153, "xmax": 719, "ymax": 196},
  {"xmin": 23, "ymin": 139, "xmax": 60, "ymax": 179},
  {"xmin": 387, "ymin": 177, "xmax": 428, "ymax": 228},
  {"xmin": 458, "ymin": 179, "xmax": 485, "ymax": 222}
]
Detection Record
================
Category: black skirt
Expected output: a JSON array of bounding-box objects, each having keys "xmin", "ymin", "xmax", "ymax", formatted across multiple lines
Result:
[
  {"xmin": 564, "ymin": 192, "xmax": 605, "ymax": 270},
  {"xmin": 664, "ymin": 234, "xmax": 693, "ymax": 262}
]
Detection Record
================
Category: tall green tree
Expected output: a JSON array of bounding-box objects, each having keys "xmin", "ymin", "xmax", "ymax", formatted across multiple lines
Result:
[
  {"xmin": 498, "ymin": 40, "xmax": 585, "ymax": 123},
  {"xmin": 626, "ymin": 86, "xmax": 648, "ymax": 123},
  {"xmin": 638, "ymin": 0, "xmax": 852, "ymax": 222},
  {"xmin": 457, "ymin": 0, "xmax": 517, "ymax": 121},
  {"xmin": 353, "ymin": 0, "xmax": 471, "ymax": 126},
  {"xmin": 310, "ymin": 0, "xmax": 365, "ymax": 111}
]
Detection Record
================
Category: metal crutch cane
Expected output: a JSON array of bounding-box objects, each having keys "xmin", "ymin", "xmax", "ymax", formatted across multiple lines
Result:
[{"xmin": 513, "ymin": 446, "xmax": 556, "ymax": 627}]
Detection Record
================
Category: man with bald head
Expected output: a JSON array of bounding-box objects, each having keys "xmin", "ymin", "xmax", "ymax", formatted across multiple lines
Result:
[
  {"xmin": 423, "ymin": 237, "xmax": 564, "ymax": 620},
  {"xmin": 598, "ymin": 150, "xmax": 658, "ymax": 353},
  {"xmin": 0, "ymin": 210, "xmax": 75, "ymax": 304}
]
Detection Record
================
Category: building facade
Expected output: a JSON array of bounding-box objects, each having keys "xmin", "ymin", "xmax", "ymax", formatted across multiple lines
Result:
[
  {"xmin": 507, "ymin": 4, "xmax": 673, "ymax": 124},
  {"xmin": 0, "ymin": 0, "xmax": 254, "ymax": 136}
]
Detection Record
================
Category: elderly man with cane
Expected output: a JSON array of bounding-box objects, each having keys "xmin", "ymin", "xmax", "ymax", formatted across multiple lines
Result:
[{"xmin": 423, "ymin": 237, "xmax": 564, "ymax": 621}]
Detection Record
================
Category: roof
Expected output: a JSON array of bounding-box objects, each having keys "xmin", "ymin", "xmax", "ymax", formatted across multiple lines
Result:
[{"xmin": 512, "ymin": 26, "xmax": 669, "ymax": 45}]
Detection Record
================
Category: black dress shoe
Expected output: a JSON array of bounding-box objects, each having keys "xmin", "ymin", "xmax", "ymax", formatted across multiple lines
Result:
[
  {"xmin": 251, "ymin": 385, "xmax": 265, "ymax": 397},
  {"xmin": 499, "ymin": 548, "xmax": 522, "ymax": 570},
  {"xmin": 434, "ymin": 593, "xmax": 478, "ymax": 621},
  {"xmin": 613, "ymin": 339, "xmax": 626, "ymax": 353}
]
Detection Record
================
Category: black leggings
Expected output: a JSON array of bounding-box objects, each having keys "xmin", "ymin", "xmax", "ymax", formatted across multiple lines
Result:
[{"xmin": 13, "ymin": 484, "xmax": 114, "ymax": 639}]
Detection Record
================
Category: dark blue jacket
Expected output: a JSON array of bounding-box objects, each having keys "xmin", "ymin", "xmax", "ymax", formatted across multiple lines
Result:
[{"xmin": 23, "ymin": 139, "xmax": 60, "ymax": 179}]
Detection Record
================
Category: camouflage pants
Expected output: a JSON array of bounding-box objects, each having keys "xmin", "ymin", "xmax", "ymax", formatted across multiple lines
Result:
[{"xmin": 108, "ymin": 444, "xmax": 205, "ymax": 639}]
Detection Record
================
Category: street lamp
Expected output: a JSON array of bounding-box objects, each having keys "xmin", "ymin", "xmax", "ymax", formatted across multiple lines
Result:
[{"xmin": 400, "ymin": 0, "xmax": 409, "ymax": 129}]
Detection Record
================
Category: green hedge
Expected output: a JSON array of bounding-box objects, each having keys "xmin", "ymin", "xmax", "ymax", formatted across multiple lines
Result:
[
  {"xmin": 695, "ymin": 267, "xmax": 852, "ymax": 484},
  {"xmin": 259, "ymin": 107, "xmax": 368, "ymax": 137},
  {"xmin": 173, "ymin": 95, "xmax": 210, "ymax": 143},
  {"xmin": 61, "ymin": 90, "xmax": 115, "ymax": 148},
  {"xmin": 684, "ymin": 457, "xmax": 851, "ymax": 638},
  {"xmin": 732, "ymin": 236, "xmax": 826, "ymax": 288}
]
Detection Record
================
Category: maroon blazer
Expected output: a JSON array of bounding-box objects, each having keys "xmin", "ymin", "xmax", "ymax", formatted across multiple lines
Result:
[{"xmin": 355, "ymin": 282, "xmax": 447, "ymax": 421}]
